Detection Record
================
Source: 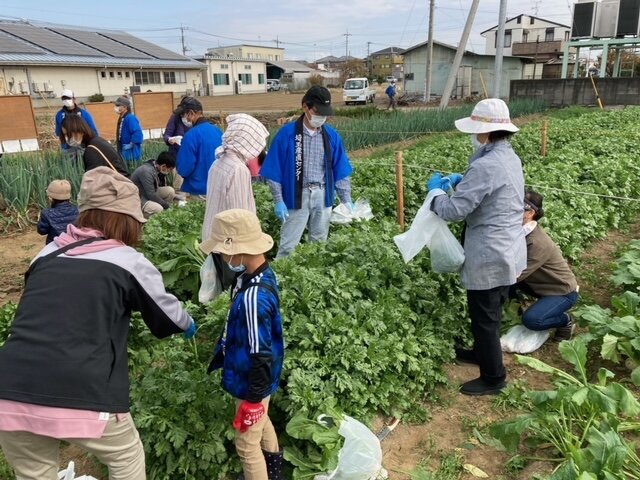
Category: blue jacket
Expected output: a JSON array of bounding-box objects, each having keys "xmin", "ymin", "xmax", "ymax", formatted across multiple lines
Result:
[
  {"xmin": 260, "ymin": 121, "xmax": 353, "ymax": 209},
  {"xmin": 176, "ymin": 119, "xmax": 223, "ymax": 195},
  {"xmin": 117, "ymin": 113, "xmax": 143, "ymax": 162},
  {"xmin": 209, "ymin": 263, "xmax": 284, "ymax": 402},
  {"xmin": 55, "ymin": 107, "xmax": 98, "ymax": 150},
  {"xmin": 37, "ymin": 201, "xmax": 79, "ymax": 244},
  {"xmin": 385, "ymin": 85, "xmax": 396, "ymax": 97}
]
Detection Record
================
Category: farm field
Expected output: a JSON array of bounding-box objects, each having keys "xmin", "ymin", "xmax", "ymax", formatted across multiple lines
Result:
[{"xmin": 1, "ymin": 105, "xmax": 640, "ymax": 479}]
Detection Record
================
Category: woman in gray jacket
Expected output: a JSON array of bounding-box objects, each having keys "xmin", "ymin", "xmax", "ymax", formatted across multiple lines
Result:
[{"xmin": 427, "ymin": 98, "xmax": 526, "ymax": 396}]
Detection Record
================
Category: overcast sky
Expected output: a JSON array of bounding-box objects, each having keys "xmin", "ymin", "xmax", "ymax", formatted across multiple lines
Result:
[{"xmin": 1, "ymin": 0, "xmax": 574, "ymax": 60}]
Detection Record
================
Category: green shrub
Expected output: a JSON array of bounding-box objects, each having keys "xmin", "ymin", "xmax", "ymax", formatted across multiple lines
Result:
[{"xmin": 87, "ymin": 93, "xmax": 104, "ymax": 103}]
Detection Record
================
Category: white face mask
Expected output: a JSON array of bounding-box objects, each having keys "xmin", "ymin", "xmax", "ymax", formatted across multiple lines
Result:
[
  {"xmin": 114, "ymin": 106, "xmax": 121, "ymax": 114},
  {"xmin": 62, "ymin": 99, "xmax": 74, "ymax": 109},
  {"xmin": 66, "ymin": 137, "xmax": 82, "ymax": 147},
  {"xmin": 470, "ymin": 134, "xmax": 485, "ymax": 150},
  {"xmin": 181, "ymin": 116, "xmax": 193, "ymax": 128},
  {"xmin": 309, "ymin": 114, "xmax": 327, "ymax": 129}
]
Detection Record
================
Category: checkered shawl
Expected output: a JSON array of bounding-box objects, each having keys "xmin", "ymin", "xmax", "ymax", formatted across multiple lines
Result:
[{"xmin": 221, "ymin": 114, "xmax": 269, "ymax": 161}]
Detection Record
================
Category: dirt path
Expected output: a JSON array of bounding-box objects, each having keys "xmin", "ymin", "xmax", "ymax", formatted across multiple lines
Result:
[{"xmin": 0, "ymin": 230, "xmax": 43, "ymax": 304}]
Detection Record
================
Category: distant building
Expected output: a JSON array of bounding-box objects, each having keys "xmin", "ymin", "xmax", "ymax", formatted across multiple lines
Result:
[
  {"xmin": 369, "ymin": 46, "xmax": 405, "ymax": 80},
  {"xmin": 0, "ymin": 20, "xmax": 205, "ymax": 105},
  {"xmin": 315, "ymin": 55, "xmax": 366, "ymax": 72},
  {"xmin": 481, "ymin": 14, "xmax": 572, "ymax": 79},
  {"xmin": 197, "ymin": 55, "xmax": 267, "ymax": 95},
  {"xmin": 402, "ymin": 40, "xmax": 526, "ymax": 99},
  {"xmin": 207, "ymin": 44, "xmax": 285, "ymax": 62}
]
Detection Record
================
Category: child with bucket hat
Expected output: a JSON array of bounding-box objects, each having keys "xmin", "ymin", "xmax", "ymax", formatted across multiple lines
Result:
[
  {"xmin": 36, "ymin": 179, "xmax": 79, "ymax": 244},
  {"xmin": 426, "ymin": 98, "xmax": 526, "ymax": 396},
  {"xmin": 201, "ymin": 209, "xmax": 284, "ymax": 480},
  {"xmin": 0, "ymin": 167, "xmax": 195, "ymax": 479}
]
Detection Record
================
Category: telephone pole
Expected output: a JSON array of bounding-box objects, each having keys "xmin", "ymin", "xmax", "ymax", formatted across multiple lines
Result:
[
  {"xmin": 367, "ymin": 41, "xmax": 372, "ymax": 77},
  {"xmin": 494, "ymin": 0, "xmax": 508, "ymax": 98},
  {"xmin": 425, "ymin": 0, "xmax": 435, "ymax": 103},
  {"xmin": 344, "ymin": 29, "xmax": 352, "ymax": 58},
  {"xmin": 180, "ymin": 24, "xmax": 187, "ymax": 56},
  {"xmin": 439, "ymin": 0, "xmax": 480, "ymax": 109}
]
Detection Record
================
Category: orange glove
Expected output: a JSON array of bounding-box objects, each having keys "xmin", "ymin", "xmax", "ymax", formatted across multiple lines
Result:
[{"xmin": 233, "ymin": 401, "xmax": 265, "ymax": 433}]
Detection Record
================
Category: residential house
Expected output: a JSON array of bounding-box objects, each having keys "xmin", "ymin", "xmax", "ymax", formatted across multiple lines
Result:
[
  {"xmin": 198, "ymin": 55, "xmax": 267, "ymax": 95},
  {"xmin": 206, "ymin": 44, "xmax": 284, "ymax": 62},
  {"xmin": 369, "ymin": 46, "xmax": 405, "ymax": 80},
  {"xmin": 481, "ymin": 15, "xmax": 572, "ymax": 79}
]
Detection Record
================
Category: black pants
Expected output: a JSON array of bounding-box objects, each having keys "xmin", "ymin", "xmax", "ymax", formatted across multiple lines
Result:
[{"xmin": 467, "ymin": 286, "xmax": 509, "ymax": 384}]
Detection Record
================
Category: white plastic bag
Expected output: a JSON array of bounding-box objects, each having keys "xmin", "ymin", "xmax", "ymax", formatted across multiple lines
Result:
[
  {"xmin": 326, "ymin": 416, "xmax": 385, "ymax": 480},
  {"xmin": 330, "ymin": 198, "xmax": 374, "ymax": 225},
  {"xmin": 500, "ymin": 325, "xmax": 550, "ymax": 354},
  {"xmin": 198, "ymin": 254, "xmax": 222, "ymax": 304},
  {"xmin": 393, "ymin": 191, "xmax": 465, "ymax": 273}
]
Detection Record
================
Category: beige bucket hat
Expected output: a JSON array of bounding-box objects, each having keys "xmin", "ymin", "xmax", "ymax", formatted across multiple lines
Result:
[
  {"xmin": 200, "ymin": 209, "xmax": 273, "ymax": 255},
  {"xmin": 77, "ymin": 167, "xmax": 147, "ymax": 223},
  {"xmin": 454, "ymin": 98, "xmax": 519, "ymax": 134},
  {"xmin": 46, "ymin": 179, "xmax": 72, "ymax": 200}
]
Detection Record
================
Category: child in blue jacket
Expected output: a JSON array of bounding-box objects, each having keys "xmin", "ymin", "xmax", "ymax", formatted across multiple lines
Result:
[
  {"xmin": 37, "ymin": 180, "xmax": 79, "ymax": 244},
  {"xmin": 200, "ymin": 209, "xmax": 284, "ymax": 480}
]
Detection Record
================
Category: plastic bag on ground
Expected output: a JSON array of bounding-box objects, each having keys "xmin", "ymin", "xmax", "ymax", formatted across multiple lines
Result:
[
  {"xmin": 320, "ymin": 416, "xmax": 386, "ymax": 480},
  {"xmin": 330, "ymin": 198, "xmax": 374, "ymax": 225},
  {"xmin": 500, "ymin": 325, "xmax": 550, "ymax": 354},
  {"xmin": 393, "ymin": 191, "xmax": 465, "ymax": 273}
]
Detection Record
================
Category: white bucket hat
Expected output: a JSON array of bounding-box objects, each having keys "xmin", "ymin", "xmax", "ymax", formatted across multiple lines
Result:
[{"xmin": 454, "ymin": 98, "xmax": 519, "ymax": 134}]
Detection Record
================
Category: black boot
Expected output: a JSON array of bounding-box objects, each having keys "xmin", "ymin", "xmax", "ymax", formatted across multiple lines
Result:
[{"xmin": 263, "ymin": 448, "xmax": 284, "ymax": 480}]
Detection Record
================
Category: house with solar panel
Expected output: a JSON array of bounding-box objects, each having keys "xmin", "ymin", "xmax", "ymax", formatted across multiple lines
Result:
[{"xmin": 0, "ymin": 20, "xmax": 206, "ymax": 104}]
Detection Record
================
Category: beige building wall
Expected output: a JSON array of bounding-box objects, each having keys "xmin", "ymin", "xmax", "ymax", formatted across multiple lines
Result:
[
  {"xmin": 208, "ymin": 45, "xmax": 284, "ymax": 61},
  {"xmin": 206, "ymin": 59, "xmax": 267, "ymax": 95}
]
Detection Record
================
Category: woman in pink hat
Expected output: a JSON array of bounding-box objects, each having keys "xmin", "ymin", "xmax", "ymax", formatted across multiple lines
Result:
[{"xmin": 426, "ymin": 98, "xmax": 526, "ymax": 396}]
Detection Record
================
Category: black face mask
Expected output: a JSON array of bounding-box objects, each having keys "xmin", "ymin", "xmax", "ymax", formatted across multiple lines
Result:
[
  {"xmin": 211, "ymin": 253, "xmax": 240, "ymax": 291},
  {"xmin": 257, "ymin": 149, "xmax": 267, "ymax": 166}
]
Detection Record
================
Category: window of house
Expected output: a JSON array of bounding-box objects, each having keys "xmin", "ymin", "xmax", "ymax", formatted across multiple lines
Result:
[
  {"xmin": 258, "ymin": 73, "xmax": 265, "ymax": 84},
  {"xmin": 530, "ymin": 17, "xmax": 535, "ymax": 25},
  {"xmin": 125, "ymin": 72, "xmax": 130, "ymax": 78},
  {"xmin": 109, "ymin": 71, "xmax": 115, "ymax": 79},
  {"xmin": 564, "ymin": 31, "xmax": 570, "ymax": 41},
  {"xmin": 134, "ymin": 71, "xmax": 161, "ymax": 85},
  {"xmin": 244, "ymin": 65, "xmax": 252, "ymax": 70},
  {"xmin": 163, "ymin": 71, "xmax": 187, "ymax": 84},
  {"xmin": 545, "ymin": 28, "xmax": 554, "ymax": 42},
  {"xmin": 238, "ymin": 73, "xmax": 252, "ymax": 84},
  {"xmin": 504, "ymin": 29, "xmax": 512, "ymax": 47},
  {"xmin": 100, "ymin": 71, "xmax": 107, "ymax": 79},
  {"xmin": 517, "ymin": 16, "xmax": 522, "ymax": 24},
  {"xmin": 405, "ymin": 72, "xmax": 414, "ymax": 80},
  {"xmin": 523, "ymin": 31, "xmax": 529, "ymax": 43},
  {"xmin": 117, "ymin": 71, "xmax": 123, "ymax": 79},
  {"xmin": 269, "ymin": 54, "xmax": 273, "ymax": 60},
  {"xmin": 247, "ymin": 53, "xmax": 254, "ymax": 59},
  {"xmin": 213, "ymin": 73, "xmax": 230, "ymax": 85},
  {"xmin": 221, "ymin": 64, "xmax": 229, "ymax": 69}
]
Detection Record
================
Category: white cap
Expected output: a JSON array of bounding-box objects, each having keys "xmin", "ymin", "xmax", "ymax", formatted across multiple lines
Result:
[
  {"xmin": 61, "ymin": 89, "xmax": 74, "ymax": 99},
  {"xmin": 454, "ymin": 98, "xmax": 519, "ymax": 134}
]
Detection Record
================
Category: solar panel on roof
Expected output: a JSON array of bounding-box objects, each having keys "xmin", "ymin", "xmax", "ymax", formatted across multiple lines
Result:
[
  {"xmin": 0, "ymin": 30, "xmax": 42, "ymax": 54},
  {"xmin": 50, "ymin": 28, "xmax": 152, "ymax": 59},
  {"xmin": 0, "ymin": 24, "xmax": 103, "ymax": 57},
  {"xmin": 100, "ymin": 32, "xmax": 186, "ymax": 61}
]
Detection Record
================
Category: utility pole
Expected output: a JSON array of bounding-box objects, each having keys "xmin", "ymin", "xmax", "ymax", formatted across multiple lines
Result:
[
  {"xmin": 180, "ymin": 24, "xmax": 187, "ymax": 56},
  {"xmin": 344, "ymin": 29, "xmax": 352, "ymax": 58},
  {"xmin": 494, "ymin": 0, "xmax": 508, "ymax": 98},
  {"xmin": 367, "ymin": 41, "xmax": 372, "ymax": 78},
  {"xmin": 425, "ymin": 0, "xmax": 435, "ymax": 103},
  {"xmin": 439, "ymin": 0, "xmax": 480, "ymax": 109},
  {"xmin": 275, "ymin": 36, "xmax": 280, "ymax": 48}
]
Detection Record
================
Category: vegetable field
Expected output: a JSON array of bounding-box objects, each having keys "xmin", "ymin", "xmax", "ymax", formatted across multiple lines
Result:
[{"xmin": 1, "ymin": 106, "xmax": 640, "ymax": 478}]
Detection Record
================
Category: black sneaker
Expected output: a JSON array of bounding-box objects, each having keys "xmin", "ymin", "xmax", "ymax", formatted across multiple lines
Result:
[
  {"xmin": 455, "ymin": 348, "xmax": 479, "ymax": 365},
  {"xmin": 554, "ymin": 317, "xmax": 576, "ymax": 342},
  {"xmin": 460, "ymin": 377, "xmax": 506, "ymax": 396}
]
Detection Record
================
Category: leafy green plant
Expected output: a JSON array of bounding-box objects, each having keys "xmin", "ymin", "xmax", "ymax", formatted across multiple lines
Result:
[
  {"xmin": 87, "ymin": 93, "xmax": 104, "ymax": 102},
  {"xmin": 0, "ymin": 302, "xmax": 16, "ymax": 347},
  {"xmin": 491, "ymin": 337, "xmax": 640, "ymax": 479}
]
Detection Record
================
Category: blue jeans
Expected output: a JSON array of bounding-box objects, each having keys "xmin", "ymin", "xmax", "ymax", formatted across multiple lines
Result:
[
  {"xmin": 276, "ymin": 185, "xmax": 331, "ymax": 258},
  {"xmin": 519, "ymin": 290, "xmax": 579, "ymax": 331}
]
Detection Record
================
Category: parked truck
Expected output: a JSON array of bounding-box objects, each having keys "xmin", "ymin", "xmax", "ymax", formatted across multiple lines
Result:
[{"xmin": 342, "ymin": 77, "xmax": 375, "ymax": 105}]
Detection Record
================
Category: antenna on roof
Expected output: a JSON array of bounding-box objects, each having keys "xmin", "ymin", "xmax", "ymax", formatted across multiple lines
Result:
[{"xmin": 533, "ymin": 0, "xmax": 542, "ymax": 16}]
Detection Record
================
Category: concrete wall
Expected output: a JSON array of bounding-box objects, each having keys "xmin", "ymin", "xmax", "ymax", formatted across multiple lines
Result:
[
  {"xmin": 404, "ymin": 44, "xmax": 523, "ymax": 99},
  {"xmin": 0, "ymin": 66, "xmax": 202, "ymax": 106},
  {"xmin": 510, "ymin": 77, "xmax": 640, "ymax": 106}
]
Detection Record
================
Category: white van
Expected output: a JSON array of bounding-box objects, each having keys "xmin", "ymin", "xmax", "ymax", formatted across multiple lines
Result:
[{"xmin": 342, "ymin": 77, "xmax": 375, "ymax": 105}]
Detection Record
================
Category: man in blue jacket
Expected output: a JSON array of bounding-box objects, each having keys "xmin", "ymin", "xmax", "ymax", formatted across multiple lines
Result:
[
  {"xmin": 260, "ymin": 86, "xmax": 353, "ymax": 258},
  {"xmin": 176, "ymin": 97, "xmax": 223, "ymax": 196},
  {"xmin": 114, "ymin": 96, "xmax": 143, "ymax": 163},
  {"xmin": 55, "ymin": 89, "xmax": 98, "ymax": 160}
]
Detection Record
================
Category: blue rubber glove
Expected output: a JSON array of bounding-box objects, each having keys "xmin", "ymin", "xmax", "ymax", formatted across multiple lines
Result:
[
  {"xmin": 448, "ymin": 173, "xmax": 463, "ymax": 188},
  {"xmin": 346, "ymin": 201, "xmax": 355, "ymax": 213},
  {"xmin": 122, "ymin": 143, "xmax": 133, "ymax": 151},
  {"xmin": 183, "ymin": 321, "xmax": 197, "ymax": 340},
  {"xmin": 274, "ymin": 201, "xmax": 289, "ymax": 222},
  {"xmin": 427, "ymin": 172, "xmax": 446, "ymax": 191}
]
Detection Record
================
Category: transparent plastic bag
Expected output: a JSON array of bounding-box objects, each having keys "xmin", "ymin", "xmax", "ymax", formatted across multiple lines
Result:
[
  {"xmin": 393, "ymin": 191, "xmax": 465, "ymax": 272},
  {"xmin": 500, "ymin": 325, "xmax": 550, "ymax": 354},
  {"xmin": 326, "ymin": 416, "xmax": 384, "ymax": 480},
  {"xmin": 198, "ymin": 254, "xmax": 222, "ymax": 304},
  {"xmin": 330, "ymin": 198, "xmax": 374, "ymax": 225}
]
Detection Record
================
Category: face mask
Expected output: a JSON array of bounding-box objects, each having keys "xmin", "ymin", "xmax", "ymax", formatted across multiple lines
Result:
[
  {"xmin": 114, "ymin": 106, "xmax": 121, "ymax": 114},
  {"xmin": 181, "ymin": 116, "xmax": 193, "ymax": 128},
  {"xmin": 67, "ymin": 137, "xmax": 82, "ymax": 147},
  {"xmin": 470, "ymin": 134, "xmax": 485, "ymax": 150},
  {"xmin": 62, "ymin": 99, "xmax": 74, "ymax": 108},
  {"xmin": 309, "ymin": 114, "xmax": 327, "ymax": 129},
  {"xmin": 226, "ymin": 255, "xmax": 246, "ymax": 273}
]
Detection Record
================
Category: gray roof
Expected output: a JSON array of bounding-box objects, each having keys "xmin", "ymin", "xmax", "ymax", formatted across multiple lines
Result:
[
  {"xmin": 267, "ymin": 60, "xmax": 314, "ymax": 73},
  {"xmin": 0, "ymin": 20, "xmax": 204, "ymax": 69},
  {"xmin": 315, "ymin": 55, "xmax": 362, "ymax": 63},
  {"xmin": 370, "ymin": 46, "xmax": 405, "ymax": 56},
  {"xmin": 480, "ymin": 14, "xmax": 571, "ymax": 35}
]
